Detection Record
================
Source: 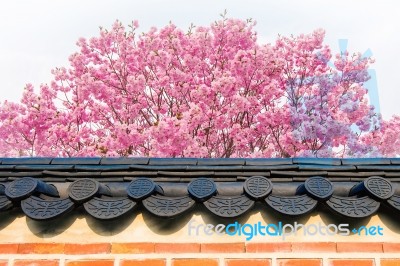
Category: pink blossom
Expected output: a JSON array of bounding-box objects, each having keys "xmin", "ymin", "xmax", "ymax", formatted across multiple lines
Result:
[{"xmin": 0, "ymin": 17, "xmax": 396, "ymax": 158}]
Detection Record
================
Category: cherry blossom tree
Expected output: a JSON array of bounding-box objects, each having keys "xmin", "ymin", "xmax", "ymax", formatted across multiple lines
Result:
[{"xmin": 0, "ymin": 16, "xmax": 398, "ymax": 157}]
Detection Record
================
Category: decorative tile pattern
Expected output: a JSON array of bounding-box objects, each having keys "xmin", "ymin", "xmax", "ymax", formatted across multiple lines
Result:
[
  {"xmin": 188, "ymin": 178, "xmax": 216, "ymax": 201},
  {"xmin": 204, "ymin": 195, "xmax": 254, "ymax": 218},
  {"xmin": 244, "ymin": 176, "xmax": 272, "ymax": 200},
  {"xmin": 304, "ymin": 176, "xmax": 333, "ymax": 200},
  {"xmin": 127, "ymin": 178, "xmax": 156, "ymax": 200},
  {"xmin": 364, "ymin": 176, "xmax": 394, "ymax": 200},
  {"xmin": 326, "ymin": 196, "xmax": 380, "ymax": 218},
  {"xmin": 69, "ymin": 179, "xmax": 99, "ymax": 203},
  {"xmin": 143, "ymin": 196, "xmax": 195, "ymax": 218},
  {"xmin": 5, "ymin": 177, "xmax": 37, "ymax": 201},
  {"xmin": 266, "ymin": 195, "xmax": 317, "ymax": 216}
]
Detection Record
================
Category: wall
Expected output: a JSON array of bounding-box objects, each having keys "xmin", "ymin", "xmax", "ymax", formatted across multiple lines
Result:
[{"xmin": 1, "ymin": 206, "xmax": 400, "ymax": 266}]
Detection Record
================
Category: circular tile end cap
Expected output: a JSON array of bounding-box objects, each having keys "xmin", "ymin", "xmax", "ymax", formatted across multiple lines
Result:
[
  {"xmin": 364, "ymin": 176, "xmax": 394, "ymax": 200},
  {"xmin": 68, "ymin": 179, "xmax": 99, "ymax": 203},
  {"xmin": 304, "ymin": 176, "xmax": 334, "ymax": 200},
  {"xmin": 188, "ymin": 178, "xmax": 217, "ymax": 201},
  {"xmin": 127, "ymin": 178, "xmax": 156, "ymax": 200},
  {"xmin": 5, "ymin": 177, "xmax": 38, "ymax": 201},
  {"xmin": 244, "ymin": 176, "xmax": 273, "ymax": 200}
]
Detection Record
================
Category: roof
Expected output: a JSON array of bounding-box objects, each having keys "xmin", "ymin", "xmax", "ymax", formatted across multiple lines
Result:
[{"xmin": 0, "ymin": 157, "xmax": 400, "ymax": 221}]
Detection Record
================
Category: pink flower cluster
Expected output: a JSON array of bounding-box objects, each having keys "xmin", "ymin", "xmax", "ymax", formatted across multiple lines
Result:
[{"xmin": 0, "ymin": 17, "xmax": 397, "ymax": 157}]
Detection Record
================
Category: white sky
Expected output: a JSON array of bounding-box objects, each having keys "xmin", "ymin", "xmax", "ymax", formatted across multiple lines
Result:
[{"xmin": 0, "ymin": 0, "xmax": 398, "ymax": 119}]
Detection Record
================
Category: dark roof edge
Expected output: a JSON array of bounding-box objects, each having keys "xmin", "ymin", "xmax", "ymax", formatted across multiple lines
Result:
[{"xmin": 0, "ymin": 157, "xmax": 398, "ymax": 166}]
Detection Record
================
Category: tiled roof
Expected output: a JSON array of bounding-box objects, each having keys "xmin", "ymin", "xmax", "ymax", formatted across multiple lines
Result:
[{"xmin": 0, "ymin": 157, "xmax": 399, "ymax": 221}]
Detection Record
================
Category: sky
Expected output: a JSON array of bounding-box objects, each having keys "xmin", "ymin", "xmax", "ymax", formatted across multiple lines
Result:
[{"xmin": 0, "ymin": 0, "xmax": 398, "ymax": 119}]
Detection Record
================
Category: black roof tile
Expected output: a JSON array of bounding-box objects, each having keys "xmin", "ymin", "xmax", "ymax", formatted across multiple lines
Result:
[
  {"xmin": 350, "ymin": 177, "xmax": 368, "ymax": 181},
  {"xmin": 292, "ymin": 177, "xmax": 309, "ymax": 181},
  {"xmin": 327, "ymin": 177, "xmax": 351, "ymax": 181},
  {"xmin": 74, "ymin": 165, "xmax": 131, "ymax": 171},
  {"xmin": 1, "ymin": 157, "xmax": 400, "ymax": 222},
  {"xmin": 42, "ymin": 170, "xmax": 102, "ymax": 177},
  {"xmin": 197, "ymin": 158, "xmax": 245, "ymax": 165},
  {"xmin": 51, "ymin": 157, "xmax": 101, "ymax": 165},
  {"xmin": 122, "ymin": 176, "xmax": 181, "ymax": 182},
  {"xmin": 390, "ymin": 158, "xmax": 400, "ymax": 165},
  {"xmin": 129, "ymin": 165, "xmax": 188, "ymax": 171},
  {"xmin": 157, "ymin": 171, "xmax": 214, "ymax": 176},
  {"xmin": 99, "ymin": 171, "xmax": 158, "ymax": 176},
  {"xmin": 100, "ymin": 157, "xmax": 149, "ymax": 165},
  {"xmin": 0, "ymin": 165, "xmax": 16, "ymax": 170},
  {"xmin": 242, "ymin": 165, "xmax": 298, "ymax": 171},
  {"xmin": 385, "ymin": 172, "xmax": 400, "ymax": 177},
  {"xmin": 293, "ymin": 158, "xmax": 341, "ymax": 165},
  {"xmin": 245, "ymin": 158, "xmax": 292, "ymax": 165},
  {"xmin": 1, "ymin": 157, "xmax": 53, "ymax": 165},
  {"xmin": 186, "ymin": 165, "xmax": 244, "ymax": 171},
  {"xmin": 148, "ymin": 158, "xmax": 197, "ymax": 165},
  {"xmin": 211, "ymin": 177, "xmax": 238, "ymax": 182},
  {"xmin": 356, "ymin": 165, "xmax": 400, "ymax": 171},
  {"xmin": 150, "ymin": 177, "xmax": 181, "ymax": 182},
  {"xmin": 2, "ymin": 172, "xmax": 43, "ymax": 177},
  {"xmin": 341, "ymin": 158, "xmax": 391, "ymax": 165},
  {"xmin": 298, "ymin": 164, "xmax": 355, "ymax": 171},
  {"xmin": 66, "ymin": 177, "xmax": 125, "ymax": 182},
  {"xmin": 327, "ymin": 171, "xmax": 386, "ymax": 177},
  {"xmin": 270, "ymin": 170, "xmax": 328, "ymax": 176},
  {"xmin": 15, "ymin": 165, "xmax": 74, "ymax": 171},
  {"xmin": 217, "ymin": 171, "xmax": 270, "ymax": 177},
  {"xmin": 269, "ymin": 177, "xmax": 293, "ymax": 182}
]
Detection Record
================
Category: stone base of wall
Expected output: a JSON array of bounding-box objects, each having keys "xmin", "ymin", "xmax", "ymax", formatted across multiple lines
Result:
[{"xmin": 1, "ymin": 242, "xmax": 400, "ymax": 266}]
